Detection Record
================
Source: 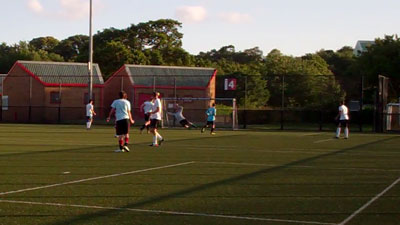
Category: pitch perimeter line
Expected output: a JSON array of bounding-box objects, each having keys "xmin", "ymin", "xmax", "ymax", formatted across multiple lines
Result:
[
  {"xmin": 0, "ymin": 199, "xmax": 335, "ymax": 225},
  {"xmin": 0, "ymin": 161, "xmax": 194, "ymax": 196},
  {"xmin": 338, "ymin": 176, "xmax": 400, "ymax": 225},
  {"xmin": 314, "ymin": 139, "xmax": 335, "ymax": 144}
]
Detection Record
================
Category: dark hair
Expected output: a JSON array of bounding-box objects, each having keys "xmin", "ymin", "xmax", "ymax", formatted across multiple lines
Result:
[
  {"xmin": 153, "ymin": 92, "xmax": 160, "ymax": 97},
  {"xmin": 212, "ymin": 103, "xmax": 216, "ymax": 107},
  {"xmin": 88, "ymin": 99, "xmax": 93, "ymax": 103},
  {"xmin": 119, "ymin": 91, "xmax": 127, "ymax": 99}
]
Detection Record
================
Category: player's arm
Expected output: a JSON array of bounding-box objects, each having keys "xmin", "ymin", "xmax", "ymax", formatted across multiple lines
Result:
[
  {"xmin": 91, "ymin": 107, "xmax": 96, "ymax": 116},
  {"xmin": 106, "ymin": 108, "xmax": 115, "ymax": 122},
  {"xmin": 139, "ymin": 102, "xmax": 145, "ymax": 112},
  {"xmin": 128, "ymin": 110, "xmax": 134, "ymax": 124},
  {"xmin": 151, "ymin": 107, "xmax": 160, "ymax": 114}
]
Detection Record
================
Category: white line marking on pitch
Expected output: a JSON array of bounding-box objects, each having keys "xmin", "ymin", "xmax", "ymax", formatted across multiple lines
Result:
[
  {"xmin": 0, "ymin": 199, "xmax": 335, "ymax": 225},
  {"xmin": 314, "ymin": 139, "xmax": 335, "ymax": 144},
  {"xmin": 0, "ymin": 161, "xmax": 194, "ymax": 196},
  {"xmin": 338, "ymin": 176, "xmax": 400, "ymax": 225}
]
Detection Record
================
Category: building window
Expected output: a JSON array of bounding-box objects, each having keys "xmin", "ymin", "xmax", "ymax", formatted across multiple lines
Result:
[
  {"xmin": 50, "ymin": 92, "xmax": 61, "ymax": 104},
  {"xmin": 84, "ymin": 93, "xmax": 95, "ymax": 104}
]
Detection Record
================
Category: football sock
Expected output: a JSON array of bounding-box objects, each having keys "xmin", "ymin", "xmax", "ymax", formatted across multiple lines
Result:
[
  {"xmin": 124, "ymin": 137, "xmax": 129, "ymax": 145},
  {"xmin": 211, "ymin": 128, "xmax": 215, "ymax": 133},
  {"xmin": 86, "ymin": 122, "xmax": 90, "ymax": 129},
  {"xmin": 336, "ymin": 128, "xmax": 341, "ymax": 137},
  {"xmin": 119, "ymin": 140, "xmax": 124, "ymax": 149},
  {"xmin": 152, "ymin": 136, "xmax": 157, "ymax": 145},
  {"xmin": 344, "ymin": 128, "xmax": 349, "ymax": 138},
  {"xmin": 156, "ymin": 133, "xmax": 163, "ymax": 141}
]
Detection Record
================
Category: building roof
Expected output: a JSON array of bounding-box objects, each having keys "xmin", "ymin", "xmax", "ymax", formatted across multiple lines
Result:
[
  {"xmin": 15, "ymin": 61, "xmax": 104, "ymax": 86},
  {"xmin": 354, "ymin": 40, "xmax": 375, "ymax": 56},
  {"xmin": 122, "ymin": 65, "xmax": 216, "ymax": 89}
]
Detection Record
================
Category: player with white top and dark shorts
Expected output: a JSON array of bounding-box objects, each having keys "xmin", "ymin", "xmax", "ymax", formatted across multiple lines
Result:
[
  {"xmin": 106, "ymin": 91, "xmax": 135, "ymax": 152},
  {"xmin": 167, "ymin": 104, "xmax": 197, "ymax": 129},
  {"xmin": 86, "ymin": 99, "xmax": 96, "ymax": 130},
  {"xmin": 140, "ymin": 99, "xmax": 153, "ymax": 134},
  {"xmin": 335, "ymin": 100, "xmax": 350, "ymax": 139},
  {"xmin": 149, "ymin": 92, "xmax": 164, "ymax": 147}
]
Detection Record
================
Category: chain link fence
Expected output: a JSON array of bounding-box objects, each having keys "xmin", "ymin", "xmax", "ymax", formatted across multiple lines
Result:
[{"xmin": 1, "ymin": 73, "xmax": 397, "ymax": 132}]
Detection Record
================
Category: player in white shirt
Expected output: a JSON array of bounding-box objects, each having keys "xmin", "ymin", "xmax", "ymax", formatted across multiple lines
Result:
[
  {"xmin": 106, "ymin": 91, "xmax": 135, "ymax": 152},
  {"xmin": 139, "ymin": 99, "xmax": 153, "ymax": 134},
  {"xmin": 335, "ymin": 100, "xmax": 350, "ymax": 139},
  {"xmin": 149, "ymin": 92, "xmax": 164, "ymax": 147},
  {"xmin": 85, "ymin": 99, "xmax": 96, "ymax": 130},
  {"xmin": 167, "ymin": 104, "xmax": 197, "ymax": 129}
]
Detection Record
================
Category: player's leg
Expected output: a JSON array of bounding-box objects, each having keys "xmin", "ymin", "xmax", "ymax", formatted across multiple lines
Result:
[
  {"xmin": 122, "ymin": 120, "xmax": 131, "ymax": 152},
  {"xmin": 210, "ymin": 122, "xmax": 216, "ymax": 135},
  {"xmin": 86, "ymin": 117, "xmax": 92, "ymax": 129},
  {"xmin": 201, "ymin": 122, "xmax": 208, "ymax": 133},
  {"xmin": 336, "ymin": 122, "xmax": 342, "ymax": 138},
  {"xmin": 150, "ymin": 120, "xmax": 161, "ymax": 146},
  {"xmin": 344, "ymin": 121, "xmax": 349, "ymax": 139}
]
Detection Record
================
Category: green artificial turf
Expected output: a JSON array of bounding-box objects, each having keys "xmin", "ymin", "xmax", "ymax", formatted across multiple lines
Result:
[{"xmin": 0, "ymin": 124, "xmax": 399, "ymax": 225}]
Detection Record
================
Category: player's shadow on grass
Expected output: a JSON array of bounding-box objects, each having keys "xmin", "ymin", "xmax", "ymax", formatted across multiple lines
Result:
[{"xmin": 45, "ymin": 136, "xmax": 399, "ymax": 225}]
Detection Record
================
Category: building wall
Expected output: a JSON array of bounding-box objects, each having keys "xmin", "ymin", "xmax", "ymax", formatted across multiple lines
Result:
[
  {"xmin": 103, "ymin": 68, "xmax": 134, "ymax": 118},
  {"xmin": 2, "ymin": 65, "xmax": 104, "ymax": 123}
]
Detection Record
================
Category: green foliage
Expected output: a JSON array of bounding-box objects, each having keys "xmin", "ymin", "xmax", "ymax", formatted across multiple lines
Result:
[
  {"xmin": 264, "ymin": 50, "xmax": 343, "ymax": 109},
  {"xmin": 355, "ymin": 35, "xmax": 400, "ymax": 101},
  {"xmin": 1, "ymin": 19, "xmax": 399, "ymax": 109}
]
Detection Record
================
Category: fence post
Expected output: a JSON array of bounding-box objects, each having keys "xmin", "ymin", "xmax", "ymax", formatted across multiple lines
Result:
[
  {"xmin": 58, "ymin": 77, "xmax": 62, "ymax": 123},
  {"xmin": 281, "ymin": 75, "xmax": 285, "ymax": 130},
  {"xmin": 29, "ymin": 76, "xmax": 32, "ymax": 123},
  {"xmin": 359, "ymin": 75, "xmax": 364, "ymax": 132},
  {"xmin": 243, "ymin": 76, "xmax": 247, "ymax": 129}
]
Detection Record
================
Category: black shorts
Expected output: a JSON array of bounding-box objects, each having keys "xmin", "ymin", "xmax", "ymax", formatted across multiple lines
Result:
[
  {"xmin": 206, "ymin": 121, "xmax": 215, "ymax": 126},
  {"xmin": 180, "ymin": 119, "xmax": 189, "ymax": 127},
  {"xmin": 116, "ymin": 119, "xmax": 130, "ymax": 135},
  {"xmin": 144, "ymin": 113, "xmax": 150, "ymax": 122},
  {"xmin": 86, "ymin": 116, "xmax": 93, "ymax": 121},
  {"xmin": 338, "ymin": 120, "xmax": 349, "ymax": 127},
  {"xmin": 150, "ymin": 119, "xmax": 161, "ymax": 129}
]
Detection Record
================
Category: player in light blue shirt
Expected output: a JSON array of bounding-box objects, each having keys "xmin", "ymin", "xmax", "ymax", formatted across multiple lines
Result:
[{"xmin": 201, "ymin": 103, "xmax": 216, "ymax": 135}]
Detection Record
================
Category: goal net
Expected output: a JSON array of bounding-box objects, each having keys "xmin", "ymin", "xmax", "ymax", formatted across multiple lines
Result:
[{"xmin": 161, "ymin": 97, "xmax": 238, "ymax": 130}]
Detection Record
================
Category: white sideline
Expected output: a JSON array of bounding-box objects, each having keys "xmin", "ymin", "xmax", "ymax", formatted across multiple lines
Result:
[
  {"xmin": 314, "ymin": 139, "xmax": 335, "ymax": 143},
  {"xmin": 0, "ymin": 199, "xmax": 335, "ymax": 225},
  {"xmin": 338, "ymin": 176, "xmax": 400, "ymax": 225},
  {"xmin": 0, "ymin": 161, "xmax": 194, "ymax": 196}
]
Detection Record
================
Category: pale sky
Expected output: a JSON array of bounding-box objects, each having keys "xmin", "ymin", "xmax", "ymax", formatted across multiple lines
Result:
[{"xmin": 1, "ymin": 0, "xmax": 399, "ymax": 56}]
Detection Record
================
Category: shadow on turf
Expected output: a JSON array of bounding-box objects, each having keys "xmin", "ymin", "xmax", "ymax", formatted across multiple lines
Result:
[
  {"xmin": 41, "ymin": 136, "xmax": 399, "ymax": 225},
  {"xmin": 0, "ymin": 134, "xmax": 242, "ymax": 158}
]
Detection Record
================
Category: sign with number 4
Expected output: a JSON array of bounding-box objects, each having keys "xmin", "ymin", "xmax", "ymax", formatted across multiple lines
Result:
[{"xmin": 224, "ymin": 78, "xmax": 237, "ymax": 90}]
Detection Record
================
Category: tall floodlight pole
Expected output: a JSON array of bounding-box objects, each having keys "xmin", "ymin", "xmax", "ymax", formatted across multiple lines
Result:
[{"xmin": 88, "ymin": 0, "xmax": 94, "ymax": 100}]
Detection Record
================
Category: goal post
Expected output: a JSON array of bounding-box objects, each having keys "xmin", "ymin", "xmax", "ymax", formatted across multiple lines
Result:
[{"xmin": 161, "ymin": 97, "xmax": 238, "ymax": 130}]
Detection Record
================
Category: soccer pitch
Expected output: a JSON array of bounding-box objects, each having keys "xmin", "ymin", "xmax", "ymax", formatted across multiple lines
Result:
[{"xmin": 0, "ymin": 124, "xmax": 399, "ymax": 225}]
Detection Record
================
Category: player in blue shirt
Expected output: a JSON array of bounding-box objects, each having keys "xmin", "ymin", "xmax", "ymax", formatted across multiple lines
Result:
[{"xmin": 201, "ymin": 103, "xmax": 216, "ymax": 135}]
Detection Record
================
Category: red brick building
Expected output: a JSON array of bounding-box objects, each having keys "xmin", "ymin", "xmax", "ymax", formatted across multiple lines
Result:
[
  {"xmin": 103, "ymin": 64, "xmax": 216, "ymax": 121},
  {"xmin": 2, "ymin": 61, "xmax": 104, "ymax": 123}
]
